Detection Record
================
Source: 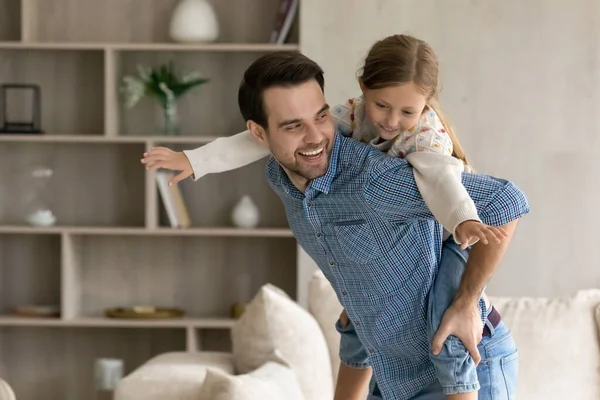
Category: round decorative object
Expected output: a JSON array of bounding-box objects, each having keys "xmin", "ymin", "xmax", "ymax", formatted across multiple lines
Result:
[
  {"xmin": 169, "ymin": 0, "xmax": 220, "ymax": 43},
  {"xmin": 104, "ymin": 306, "xmax": 184, "ymax": 319},
  {"xmin": 13, "ymin": 304, "xmax": 60, "ymax": 318},
  {"xmin": 231, "ymin": 195, "xmax": 260, "ymax": 228}
]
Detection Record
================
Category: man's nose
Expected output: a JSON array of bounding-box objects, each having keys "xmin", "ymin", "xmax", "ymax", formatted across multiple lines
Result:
[{"xmin": 304, "ymin": 123, "xmax": 322, "ymax": 143}]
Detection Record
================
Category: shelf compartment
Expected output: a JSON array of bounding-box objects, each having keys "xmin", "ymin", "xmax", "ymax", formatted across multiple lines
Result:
[
  {"xmin": 0, "ymin": 233, "xmax": 61, "ymax": 316},
  {"xmin": 154, "ymin": 153, "xmax": 289, "ymax": 228},
  {"xmin": 0, "ymin": 0, "xmax": 21, "ymax": 41},
  {"xmin": 0, "ymin": 142, "xmax": 146, "ymax": 227},
  {"xmin": 0, "ymin": 49, "xmax": 104, "ymax": 135},
  {"xmin": 63, "ymin": 235, "xmax": 297, "ymax": 319},
  {"xmin": 117, "ymin": 51, "xmax": 263, "ymax": 137},
  {"xmin": 22, "ymin": 0, "xmax": 298, "ymax": 44},
  {"xmin": 0, "ymin": 326, "xmax": 185, "ymax": 399}
]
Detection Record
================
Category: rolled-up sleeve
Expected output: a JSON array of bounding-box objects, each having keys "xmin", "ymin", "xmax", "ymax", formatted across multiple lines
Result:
[{"xmin": 335, "ymin": 318, "xmax": 371, "ymax": 368}]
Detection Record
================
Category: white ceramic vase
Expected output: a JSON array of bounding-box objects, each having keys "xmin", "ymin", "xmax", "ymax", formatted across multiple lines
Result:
[
  {"xmin": 231, "ymin": 195, "xmax": 260, "ymax": 229},
  {"xmin": 169, "ymin": 0, "xmax": 220, "ymax": 43}
]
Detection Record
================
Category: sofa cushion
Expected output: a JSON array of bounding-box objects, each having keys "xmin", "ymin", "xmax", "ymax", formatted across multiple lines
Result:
[
  {"xmin": 199, "ymin": 354, "xmax": 304, "ymax": 400},
  {"xmin": 231, "ymin": 284, "xmax": 333, "ymax": 400},
  {"xmin": 490, "ymin": 289, "xmax": 600, "ymax": 400},
  {"xmin": 114, "ymin": 352, "xmax": 234, "ymax": 400},
  {"xmin": 308, "ymin": 270, "xmax": 343, "ymax": 383}
]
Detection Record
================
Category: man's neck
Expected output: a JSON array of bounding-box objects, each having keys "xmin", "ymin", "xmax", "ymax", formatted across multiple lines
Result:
[{"xmin": 282, "ymin": 166, "xmax": 309, "ymax": 193}]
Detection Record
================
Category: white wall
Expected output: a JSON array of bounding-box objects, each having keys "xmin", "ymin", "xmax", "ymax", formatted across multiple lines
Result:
[{"xmin": 298, "ymin": 0, "xmax": 600, "ymax": 297}]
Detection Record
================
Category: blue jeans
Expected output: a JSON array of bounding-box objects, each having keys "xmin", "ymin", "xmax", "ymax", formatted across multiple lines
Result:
[
  {"xmin": 408, "ymin": 321, "xmax": 519, "ymax": 400},
  {"xmin": 337, "ymin": 320, "xmax": 518, "ymax": 400},
  {"xmin": 336, "ymin": 239, "xmax": 519, "ymax": 399},
  {"xmin": 426, "ymin": 238, "xmax": 480, "ymax": 395}
]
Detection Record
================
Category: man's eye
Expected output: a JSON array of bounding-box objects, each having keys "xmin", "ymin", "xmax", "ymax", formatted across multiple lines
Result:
[
  {"xmin": 285, "ymin": 124, "xmax": 301, "ymax": 131},
  {"xmin": 317, "ymin": 112, "xmax": 329, "ymax": 120}
]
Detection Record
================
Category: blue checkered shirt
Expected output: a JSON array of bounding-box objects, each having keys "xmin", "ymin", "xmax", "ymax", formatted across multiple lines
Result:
[{"xmin": 265, "ymin": 133, "xmax": 530, "ymax": 399}]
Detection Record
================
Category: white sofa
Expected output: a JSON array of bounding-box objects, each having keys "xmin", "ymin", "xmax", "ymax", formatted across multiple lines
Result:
[{"xmin": 115, "ymin": 272, "xmax": 600, "ymax": 400}]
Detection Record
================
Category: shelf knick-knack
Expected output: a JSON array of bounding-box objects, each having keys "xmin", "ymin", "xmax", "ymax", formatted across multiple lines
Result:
[
  {"xmin": 169, "ymin": 0, "xmax": 220, "ymax": 43},
  {"xmin": 232, "ymin": 195, "xmax": 260, "ymax": 228},
  {"xmin": 120, "ymin": 62, "xmax": 209, "ymax": 136},
  {"xmin": 25, "ymin": 166, "xmax": 56, "ymax": 227}
]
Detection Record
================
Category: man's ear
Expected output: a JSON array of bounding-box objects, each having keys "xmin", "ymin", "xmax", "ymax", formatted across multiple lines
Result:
[{"xmin": 247, "ymin": 120, "xmax": 269, "ymax": 147}]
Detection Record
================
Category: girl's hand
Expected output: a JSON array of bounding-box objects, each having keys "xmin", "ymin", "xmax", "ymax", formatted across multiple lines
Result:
[
  {"xmin": 455, "ymin": 220, "xmax": 507, "ymax": 250},
  {"xmin": 141, "ymin": 147, "xmax": 193, "ymax": 185}
]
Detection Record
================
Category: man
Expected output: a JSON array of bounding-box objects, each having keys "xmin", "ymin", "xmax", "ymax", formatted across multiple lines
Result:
[
  {"xmin": 143, "ymin": 51, "xmax": 529, "ymax": 399},
  {"xmin": 239, "ymin": 51, "xmax": 528, "ymax": 400}
]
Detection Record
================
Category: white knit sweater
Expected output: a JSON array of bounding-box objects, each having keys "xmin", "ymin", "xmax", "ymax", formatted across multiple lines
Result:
[{"xmin": 183, "ymin": 96, "xmax": 480, "ymax": 241}]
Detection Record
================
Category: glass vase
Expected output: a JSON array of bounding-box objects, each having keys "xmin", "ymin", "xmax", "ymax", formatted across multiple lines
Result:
[{"xmin": 162, "ymin": 99, "xmax": 180, "ymax": 136}]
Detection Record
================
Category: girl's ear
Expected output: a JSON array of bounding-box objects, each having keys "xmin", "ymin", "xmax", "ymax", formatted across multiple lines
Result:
[
  {"xmin": 247, "ymin": 120, "xmax": 269, "ymax": 147},
  {"xmin": 358, "ymin": 78, "xmax": 366, "ymax": 95}
]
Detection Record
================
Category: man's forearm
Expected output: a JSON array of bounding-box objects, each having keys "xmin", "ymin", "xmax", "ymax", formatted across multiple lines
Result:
[
  {"xmin": 334, "ymin": 364, "xmax": 372, "ymax": 400},
  {"xmin": 454, "ymin": 219, "xmax": 519, "ymax": 307}
]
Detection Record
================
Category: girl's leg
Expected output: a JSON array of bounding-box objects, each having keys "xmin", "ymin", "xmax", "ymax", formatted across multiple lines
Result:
[{"xmin": 426, "ymin": 237, "xmax": 481, "ymax": 398}]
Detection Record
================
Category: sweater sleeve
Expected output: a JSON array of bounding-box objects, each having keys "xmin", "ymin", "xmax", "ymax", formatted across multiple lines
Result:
[
  {"xmin": 182, "ymin": 130, "xmax": 270, "ymax": 181},
  {"xmin": 392, "ymin": 121, "xmax": 481, "ymax": 243},
  {"xmin": 405, "ymin": 151, "xmax": 481, "ymax": 242}
]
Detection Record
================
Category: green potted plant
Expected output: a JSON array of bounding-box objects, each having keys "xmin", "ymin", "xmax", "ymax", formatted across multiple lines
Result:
[{"xmin": 120, "ymin": 62, "xmax": 208, "ymax": 135}]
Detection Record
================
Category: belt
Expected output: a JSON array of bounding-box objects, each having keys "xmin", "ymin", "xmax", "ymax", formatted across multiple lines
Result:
[{"xmin": 482, "ymin": 306, "xmax": 501, "ymax": 337}]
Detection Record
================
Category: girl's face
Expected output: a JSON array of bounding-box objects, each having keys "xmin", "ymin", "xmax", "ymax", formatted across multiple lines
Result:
[{"xmin": 361, "ymin": 81, "xmax": 429, "ymax": 141}]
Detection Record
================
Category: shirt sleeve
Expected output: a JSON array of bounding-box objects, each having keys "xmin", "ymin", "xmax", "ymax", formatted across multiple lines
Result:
[
  {"xmin": 182, "ymin": 129, "xmax": 270, "ymax": 181},
  {"xmin": 363, "ymin": 156, "xmax": 530, "ymax": 228}
]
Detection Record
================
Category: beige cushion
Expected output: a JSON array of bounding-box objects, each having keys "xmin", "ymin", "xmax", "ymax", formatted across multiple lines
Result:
[
  {"xmin": 308, "ymin": 270, "xmax": 343, "ymax": 383},
  {"xmin": 199, "ymin": 354, "xmax": 304, "ymax": 400},
  {"xmin": 490, "ymin": 289, "xmax": 600, "ymax": 400},
  {"xmin": 231, "ymin": 284, "xmax": 333, "ymax": 400},
  {"xmin": 114, "ymin": 352, "xmax": 234, "ymax": 400},
  {"xmin": 0, "ymin": 378, "xmax": 16, "ymax": 400}
]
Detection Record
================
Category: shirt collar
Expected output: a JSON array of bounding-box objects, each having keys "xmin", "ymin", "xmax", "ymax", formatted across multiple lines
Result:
[{"xmin": 308, "ymin": 132, "xmax": 341, "ymax": 194}]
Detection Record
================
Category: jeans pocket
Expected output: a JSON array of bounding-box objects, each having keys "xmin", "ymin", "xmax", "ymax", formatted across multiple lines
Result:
[{"xmin": 500, "ymin": 349, "xmax": 519, "ymax": 400}]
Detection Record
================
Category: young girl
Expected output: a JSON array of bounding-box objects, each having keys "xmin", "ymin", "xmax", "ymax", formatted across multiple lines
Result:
[{"xmin": 142, "ymin": 34, "xmax": 506, "ymax": 399}]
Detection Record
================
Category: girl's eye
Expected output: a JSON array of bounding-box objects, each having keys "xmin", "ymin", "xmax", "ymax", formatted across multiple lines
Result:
[
  {"xmin": 403, "ymin": 111, "xmax": 414, "ymax": 116},
  {"xmin": 375, "ymin": 103, "xmax": 387, "ymax": 109}
]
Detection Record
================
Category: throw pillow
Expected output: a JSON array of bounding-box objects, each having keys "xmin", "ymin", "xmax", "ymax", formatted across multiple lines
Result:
[
  {"xmin": 199, "ymin": 352, "xmax": 304, "ymax": 400},
  {"xmin": 231, "ymin": 283, "xmax": 333, "ymax": 400}
]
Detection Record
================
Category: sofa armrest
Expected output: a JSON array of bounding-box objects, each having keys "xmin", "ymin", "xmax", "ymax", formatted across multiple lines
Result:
[{"xmin": 114, "ymin": 351, "xmax": 234, "ymax": 400}]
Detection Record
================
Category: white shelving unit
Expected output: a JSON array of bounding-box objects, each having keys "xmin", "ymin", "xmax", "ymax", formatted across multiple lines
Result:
[{"xmin": 0, "ymin": 0, "xmax": 300, "ymax": 398}]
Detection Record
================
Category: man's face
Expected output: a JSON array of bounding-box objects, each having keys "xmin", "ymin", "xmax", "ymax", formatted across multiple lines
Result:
[{"xmin": 260, "ymin": 80, "xmax": 335, "ymax": 189}]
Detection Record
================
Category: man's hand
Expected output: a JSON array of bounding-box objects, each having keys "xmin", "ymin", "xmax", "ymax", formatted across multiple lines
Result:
[
  {"xmin": 455, "ymin": 220, "xmax": 507, "ymax": 250},
  {"xmin": 431, "ymin": 300, "xmax": 483, "ymax": 365},
  {"xmin": 141, "ymin": 147, "xmax": 193, "ymax": 185}
]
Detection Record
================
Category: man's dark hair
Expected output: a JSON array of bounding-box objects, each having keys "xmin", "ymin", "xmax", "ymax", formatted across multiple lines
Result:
[{"xmin": 238, "ymin": 51, "xmax": 325, "ymax": 128}]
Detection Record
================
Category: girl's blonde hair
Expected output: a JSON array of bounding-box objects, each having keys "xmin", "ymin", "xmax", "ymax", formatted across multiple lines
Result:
[{"xmin": 358, "ymin": 34, "xmax": 470, "ymax": 168}]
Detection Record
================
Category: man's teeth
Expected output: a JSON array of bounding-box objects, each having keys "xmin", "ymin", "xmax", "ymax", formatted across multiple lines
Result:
[{"xmin": 300, "ymin": 148, "xmax": 323, "ymax": 156}]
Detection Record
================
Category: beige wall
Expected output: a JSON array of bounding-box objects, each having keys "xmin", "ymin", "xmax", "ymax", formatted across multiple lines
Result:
[{"xmin": 297, "ymin": 0, "xmax": 600, "ymax": 298}]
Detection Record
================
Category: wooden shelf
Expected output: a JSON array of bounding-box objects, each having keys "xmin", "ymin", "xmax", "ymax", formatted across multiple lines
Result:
[
  {"xmin": 0, "ymin": 134, "xmax": 221, "ymax": 144},
  {"xmin": 0, "ymin": 315, "xmax": 235, "ymax": 328},
  {"xmin": 0, "ymin": 225, "xmax": 293, "ymax": 237},
  {"xmin": 0, "ymin": 0, "xmax": 300, "ymax": 397},
  {"xmin": 0, "ymin": 41, "xmax": 299, "ymax": 52}
]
